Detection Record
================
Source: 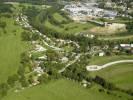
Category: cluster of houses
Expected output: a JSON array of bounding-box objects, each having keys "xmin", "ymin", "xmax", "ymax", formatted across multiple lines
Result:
[
  {"xmin": 63, "ymin": 2, "xmax": 117, "ymax": 21},
  {"xmin": 100, "ymin": 44, "xmax": 133, "ymax": 56},
  {"xmin": 120, "ymin": 44, "xmax": 133, "ymax": 52},
  {"xmin": 89, "ymin": 43, "xmax": 133, "ymax": 57}
]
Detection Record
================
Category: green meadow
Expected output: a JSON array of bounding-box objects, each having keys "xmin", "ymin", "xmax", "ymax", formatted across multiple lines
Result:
[
  {"xmin": 90, "ymin": 63, "xmax": 133, "ymax": 90},
  {"xmin": 3, "ymin": 79, "xmax": 132, "ymax": 100},
  {"xmin": 0, "ymin": 16, "xmax": 29, "ymax": 83},
  {"xmin": 89, "ymin": 55, "xmax": 133, "ymax": 65}
]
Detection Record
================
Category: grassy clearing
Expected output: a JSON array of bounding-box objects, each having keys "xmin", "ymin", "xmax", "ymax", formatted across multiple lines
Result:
[
  {"xmin": 90, "ymin": 63, "xmax": 133, "ymax": 90},
  {"xmin": 3, "ymin": 79, "xmax": 132, "ymax": 100},
  {"xmin": 0, "ymin": 16, "xmax": 29, "ymax": 83},
  {"xmin": 89, "ymin": 55, "xmax": 133, "ymax": 66}
]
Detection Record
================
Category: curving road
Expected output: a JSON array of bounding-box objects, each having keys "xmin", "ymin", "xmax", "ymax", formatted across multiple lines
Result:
[
  {"xmin": 86, "ymin": 60, "xmax": 133, "ymax": 71},
  {"xmin": 58, "ymin": 54, "xmax": 81, "ymax": 73}
]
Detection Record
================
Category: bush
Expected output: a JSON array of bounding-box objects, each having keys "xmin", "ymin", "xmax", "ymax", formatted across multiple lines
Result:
[
  {"xmin": 21, "ymin": 31, "xmax": 32, "ymax": 41},
  {"xmin": 99, "ymin": 88, "xmax": 105, "ymax": 92},
  {"xmin": 7, "ymin": 74, "xmax": 19, "ymax": 87},
  {"xmin": 126, "ymin": 21, "xmax": 133, "ymax": 33},
  {"xmin": 0, "ymin": 21, "xmax": 6, "ymax": 29},
  {"xmin": 94, "ymin": 76, "xmax": 116, "ymax": 90}
]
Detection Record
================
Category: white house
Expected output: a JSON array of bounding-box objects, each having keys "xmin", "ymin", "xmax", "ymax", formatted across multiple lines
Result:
[{"xmin": 99, "ymin": 52, "xmax": 105, "ymax": 56}]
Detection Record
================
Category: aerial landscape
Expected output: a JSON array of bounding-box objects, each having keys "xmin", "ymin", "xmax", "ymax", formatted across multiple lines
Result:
[{"xmin": 0, "ymin": 0, "xmax": 133, "ymax": 100}]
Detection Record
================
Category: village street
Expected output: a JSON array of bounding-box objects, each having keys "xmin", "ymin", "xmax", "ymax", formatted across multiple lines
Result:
[{"xmin": 16, "ymin": 13, "xmax": 83, "ymax": 74}]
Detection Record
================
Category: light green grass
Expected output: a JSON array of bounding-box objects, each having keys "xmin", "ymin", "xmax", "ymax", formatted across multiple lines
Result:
[
  {"xmin": 3, "ymin": 79, "xmax": 132, "ymax": 100},
  {"xmin": 0, "ymin": 16, "xmax": 29, "ymax": 83},
  {"xmin": 90, "ymin": 63, "xmax": 133, "ymax": 90}
]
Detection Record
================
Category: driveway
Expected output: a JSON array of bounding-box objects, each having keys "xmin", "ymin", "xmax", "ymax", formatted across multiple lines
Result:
[{"xmin": 86, "ymin": 60, "xmax": 133, "ymax": 71}]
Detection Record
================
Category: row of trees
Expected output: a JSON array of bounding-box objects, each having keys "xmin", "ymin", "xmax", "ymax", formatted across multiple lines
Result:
[
  {"xmin": 126, "ymin": 20, "xmax": 133, "ymax": 33},
  {"xmin": 94, "ymin": 76, "xmax": 133, "ymax": 96}
]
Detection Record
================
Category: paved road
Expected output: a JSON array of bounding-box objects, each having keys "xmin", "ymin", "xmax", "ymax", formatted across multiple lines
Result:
[{"xmin": 86, "ymin": 60, "xmax": 133, "ymax": 71}]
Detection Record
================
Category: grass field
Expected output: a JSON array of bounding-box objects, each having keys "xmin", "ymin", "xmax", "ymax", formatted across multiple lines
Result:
[
  {"xmin": 89, "ymin": 55, "xmax": 133, "ymax": 90},
  {"xmin": 89, "ymin": 55, "xmax": 133, "ymax": 66},
  {"xmin": 90, "ymin": 63, "xmax": 133, "ymax": 90},
  {"xmin": 3, "ymin": 79, "xmax": 132, "ymax": 100},
  {"xmin": 0, "ymin": 16, "xmax": 29, "ymax": 83}
]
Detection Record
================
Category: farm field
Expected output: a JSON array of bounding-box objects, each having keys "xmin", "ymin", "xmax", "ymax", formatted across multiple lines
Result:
[
  {"xmin": 0, "ymin": 16, "xmax": 29, "ymax": 83},
  {"xmin": 90, "ymin": 63, "xmax": 133, "ymax": 90},
  {"xmin": 3, "ymin": 79, "xmax": 132, "ymax": 100}
]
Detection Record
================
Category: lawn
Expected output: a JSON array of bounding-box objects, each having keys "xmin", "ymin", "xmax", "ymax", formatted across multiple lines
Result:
[
  {"xmin": 3, "ymin": 79, "xmax": 132, "ymax": 100},
  {"xmin": 90, "ymin": 63, "xmax": 133, "ymax": 90},
  {"xmin": 89, "ymin": 55, "xmax": 133, "ymax": 66},
  {"xmin": 0, "ymin": 16, "xmax": 29, "ymax": 83}
]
